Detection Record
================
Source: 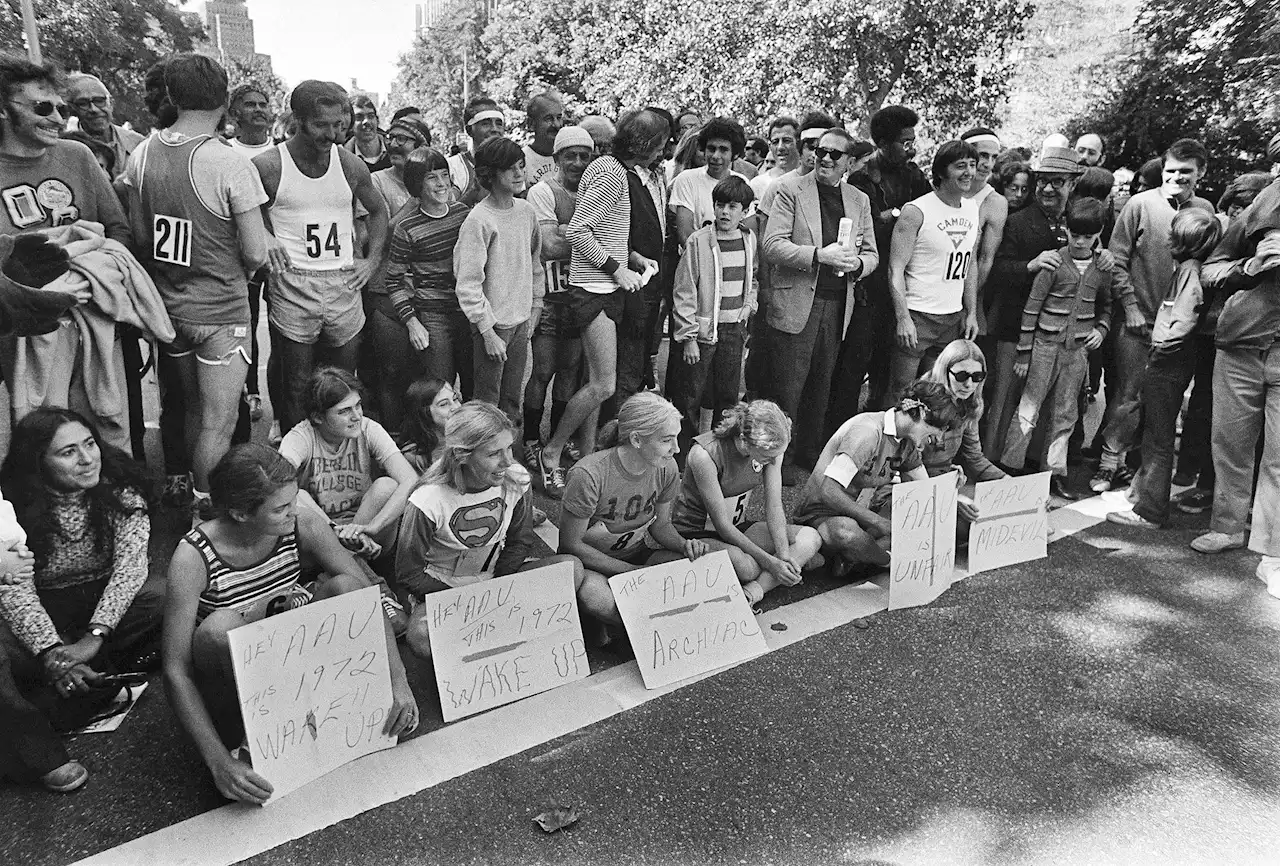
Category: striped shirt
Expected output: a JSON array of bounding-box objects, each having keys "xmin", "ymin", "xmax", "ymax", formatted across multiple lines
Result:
[
  {"xmin": 716, "ymin": 232, "xmax": 747, "ymax": 322},
  {"xmin": 188, "ymin": 527, "xmax": 303, "ymax": 620},
  {"xmin": 386, "ymin": 202, "xmax": 471, "ymax": 323},
  {"xmin": 568, "ymin": 155, "xmax": 631, "ymax": 294}
]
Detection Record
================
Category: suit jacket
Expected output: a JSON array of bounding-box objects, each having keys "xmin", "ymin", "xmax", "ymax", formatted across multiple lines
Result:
[{"xmin": 762, "ymin": 172, "xmax": 878, "ymax": 336}]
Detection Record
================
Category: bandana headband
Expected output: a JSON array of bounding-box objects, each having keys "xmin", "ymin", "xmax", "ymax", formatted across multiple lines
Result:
[
  {"xmin": 964, "ymin": 133, "xmax": 1001, "ymax": 148},
  {"xmin": 467, "ymin": 109, "xmax": 505, "ymax": 129}
]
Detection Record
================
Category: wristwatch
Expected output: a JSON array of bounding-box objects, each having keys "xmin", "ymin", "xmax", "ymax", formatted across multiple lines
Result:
[{"xmin": 88, "ymin": 625, "xmax": 111, "ymax": 641}]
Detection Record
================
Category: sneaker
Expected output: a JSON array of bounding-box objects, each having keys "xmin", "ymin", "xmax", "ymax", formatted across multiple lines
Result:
[
  {"xmin": 162, "ymin": 473, "xmax": 191, "ymax": 508},
  {"xmin": 1257, "ymin": 557, "xmax": 1280, "ymax": 598},
  {"xmin": 268, "ymin": 421, "xmax": 283, "ymax": 446},
  {"xmin": 1172, "ymin": 470, "xmax": 1196, "ymax": 487},
  {"xmin": 1106, "ymin": 509, "xmax": 1161, "ymax": 529},
  {"xmin": 1049, "ymin": 476, "xmax": 1081, "ymax": 501},
  {"xmin": 245, "ymin": 392, "xmax": 264, "ymax": 422},
  {"xmin": 381, "ymin": 592, "xmax": 408, "ymax": 638},
  {"xmin": 532, "ymin": 506, "xmax": 548, "ymax": 527},
  {"xmin": 562, "ymin": 441, "xmax": 583, "ymax": 465},
  {"xmin": 1190, "ymin": 531, "xmax": 1245, "ymax": 554},
  {"xmin": 535, "ymin": 450, "xmax": 566, "ymax": 499},
  {"xmin": 1112, "ymin": 465, "xmax": 1135, "ymax": 489},
  {"xmin": 1174, "ymin": 488, "xmax": 1213, "ymax": 515},
  {"xmin": 523, "ymin": 440, "xmax": 542, "ymax": 469},
  {"xmin": 41, "ymin": 761, "xmax": 88, "ymax": 793},
  {"xmin": 1089, "ymin": 467, "xmax": 1118, "ymax": 493},
  {"xmin": 190, "ymin": 495, "xmax": 216, "ymax": 528}
]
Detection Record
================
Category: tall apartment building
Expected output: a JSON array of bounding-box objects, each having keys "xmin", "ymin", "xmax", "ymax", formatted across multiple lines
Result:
[{"xmin": 196, "ymin": 0, "xmax": 273, "ymax": 72}]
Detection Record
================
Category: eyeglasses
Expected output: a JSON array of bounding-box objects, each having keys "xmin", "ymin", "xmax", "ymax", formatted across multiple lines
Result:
[
  {"xmin": 949, "ymin": 369, "xmax": 986, "ymax": 383},
  {"xmin": 387, "ymin": 133, "xmax": 420, "ymax": 146},
  {"xmin": 814, "ymin": 146, "xmax": 849, "ymax": 162},
  {"xmin": 10, "ymin": 99, "xmax": 72, "ymax": 119},
  {"xmin": 1036, "ymin": 176, "xmax": 1069, "ymax": 190},
  {"xmin": 70, "ymin": 96, "xmax": 108, "ymax": 110}
]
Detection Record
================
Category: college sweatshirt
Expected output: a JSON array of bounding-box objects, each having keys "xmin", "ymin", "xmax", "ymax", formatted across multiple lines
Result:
[
  {"xmin": 1108, "ymin": 188, "xmax": 1213, "ymax": 327},
  {"xmin": 452, "ymin": 196, "xmax": 543, "ymax": 333}
]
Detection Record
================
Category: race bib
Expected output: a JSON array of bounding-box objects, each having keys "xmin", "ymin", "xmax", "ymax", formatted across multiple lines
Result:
[
  {"xmin": 153, "ymin": 213, "xmax": 193, "ymax": 267},
  {"xmin": 453, "ymin": 542, "xmax": 504, "ymax": 578},
  {"xmin": 544, "ymin": 259, "xmax": 569, "ymax": 295},
  {"xmin": 584, "ymin": 516, "xmax": 655, "ymax": 554},
  {"xmin": 704, "ymin": 491, "xmax": 752, "ymax": 532}
]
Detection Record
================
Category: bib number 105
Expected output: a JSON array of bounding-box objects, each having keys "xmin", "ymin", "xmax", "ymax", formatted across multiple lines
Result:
[
  {"xmin": 944, "ymin": 251, "xmax": 971, "ymax": 281},
  {"xmin": 305, "ymin": 222, "xmax": 342, "ymax": 259}
]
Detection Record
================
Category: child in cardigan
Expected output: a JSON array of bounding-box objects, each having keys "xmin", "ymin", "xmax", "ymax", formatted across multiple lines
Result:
[
  {"xmin": 1107, "ymin": 209, "xmax": 1223, "ymax": 528},
  {"xmin": 665, "ymin": 176, "xmax": 759, "ymax": 458},
  {"xmin": 452, "ymin": 137, "xmax": 542, "ymax": 423},
  {"xmin": 1000, "ymin": 197, "xmax": 1113, "ymax": 499}
]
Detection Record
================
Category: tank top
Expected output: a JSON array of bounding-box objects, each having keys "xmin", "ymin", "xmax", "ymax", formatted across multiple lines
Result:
[
  {"xmin": 187, "ymin": 526, "xmax": 303, "ymax": 621},
  {"xmin": 904, "ymin": 191, "xmax": 980, "ymax": 315},
  {"xmin": 672, "ymin": 433, "xmax": 763, "ymax": 534},
  {"xmin": 970, "ymin": 183, "xmax": 995, "ymax": 207},
  {"xmin": 540, "ymin": 175, "xmax": 577, "ymax": 298},
  {"xmin": 269, "ymin": 143, "xmax": 355, "ymax": 271},
  {"xmin": 134, "ymin": 134, "xmax": 248, "ymax": 323}
]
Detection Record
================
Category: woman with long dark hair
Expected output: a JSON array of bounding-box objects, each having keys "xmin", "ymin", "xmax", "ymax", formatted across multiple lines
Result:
[{"xmin": 0, "ymin": 408, "xmax": 162, "ymax": 792}]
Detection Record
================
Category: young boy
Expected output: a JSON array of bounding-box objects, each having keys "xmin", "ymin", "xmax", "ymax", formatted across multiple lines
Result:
[
  {"xmin": 453, "ymin": 136, "xmax": 543, "ymax": 423},
  {"xmin": 1000, "ymin": 197, "xmax": 1113, "ymax": 500},
  {"xmin": 665, "ymin": 176, "xmax": 759, "ymax": 456}
]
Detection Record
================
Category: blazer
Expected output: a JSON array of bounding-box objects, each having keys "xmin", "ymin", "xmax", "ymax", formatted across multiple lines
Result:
[{"xmin": 762, "ymin": 172, "xmax": 878, "ymax": 336}]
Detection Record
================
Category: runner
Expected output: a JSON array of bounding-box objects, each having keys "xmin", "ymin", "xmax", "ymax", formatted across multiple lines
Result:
[
  {"xmin": 226, "ymin": 83, "xmax": 274, "ymax": 157},
  {"xmin": 254, "ymin": 80, "xmax": 388, "ymax": 431},
  {"xmin": 162, "ymin": 444, "xmax": 418, "ymax": 805},
  {"xmin": 671, "ymin": 400, "xmax": 822, "ymax": 602},
  {"xmin": 793, "ymin": 380, "xmax": 963, "ymax": 573},
  {"xmin": 522, "ymin": 91, "xmax": 564, "ymax": 187},
  {"xmin": 558, "ymin": 392, "xmax": 713, "ymax": 598},
  {"xmin": 448, "ymin": 97, "xmax": 506, "ymax": 207},
  {"xmin": 959, "ymin": 127, "xmax": 1011, "ymax": 328},
  {"xmin": 395, "ymin": 402, "xmax": 601, "ymax": 659}
]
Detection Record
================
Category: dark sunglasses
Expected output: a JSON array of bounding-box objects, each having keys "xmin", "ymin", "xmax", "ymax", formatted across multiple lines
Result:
[
  {"xmin": 814, "ymin": 146, "xmax": 849, "ymax": 162},
  {"xmin": 949, "ymin": 369, "xmax": 986, "ymax": 383},
  {"xmin": 11, "ymin": 99, "xmax": 72, "ymax": 119}
]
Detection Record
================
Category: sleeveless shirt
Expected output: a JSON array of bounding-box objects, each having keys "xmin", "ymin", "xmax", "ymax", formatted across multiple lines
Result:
[
  {"xmin": 187, "ymin": 526, "xmax": 303, "ymax": 621},
  {"xmin": 134, "ymin": 134, "xmax": 249, "ymax": 323},
  {"xmin": 672, "ymin": 432, "xmax": 762, "ymax": 535},
  {"xmin": 269, "ymin": 143, "xmax": 355, "ymax": 271},
  {"xmin": 904, "ymin": 191, "xmax": 980, "ymax": 315}
]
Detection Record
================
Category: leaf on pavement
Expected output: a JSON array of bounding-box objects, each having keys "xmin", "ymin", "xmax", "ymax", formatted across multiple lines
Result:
[
  {"xmin": 770, "ymin": 622, "xmax": 788, "ymax": 631},
  {"xmin": 533, "ymin": 805, "xmax": 581, "ymax": 833}
]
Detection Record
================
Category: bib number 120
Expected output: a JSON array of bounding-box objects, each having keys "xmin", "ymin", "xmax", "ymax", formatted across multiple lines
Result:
[
  {"xmin": 305, "ymin": 223, "xmax": 342, "ymax": 259},
  {"xmin": 944, "ymin": 250, "xmax": 971, "ymax": 281}
]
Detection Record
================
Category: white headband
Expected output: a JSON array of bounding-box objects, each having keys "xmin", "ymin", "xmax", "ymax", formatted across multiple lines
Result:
[
  {"xmin": 964, "ymin": 133, "xmax": 1001, "ymax": 147},
  {"xmin": 467, "ymin": 109, "xmax": 505, "ymax": 128}
]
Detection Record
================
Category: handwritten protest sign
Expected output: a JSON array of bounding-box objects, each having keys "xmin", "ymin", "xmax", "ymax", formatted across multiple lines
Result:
[
  {"xmin": 228, "ymin": 585, "xmax": 394, "ymax": 802},
  {"xmin": 969, "ymin": 472, "xmax": 1050, "ymax": 575},
  {"xmin": 426, "ymin": 560, "xmax": 586, "ymax": 722},
  {"xmin": 610, "ymin": 550, "xmax": 768, "ymax": 689},
  {"xmin": 889, "ymin": 471, "xmax": 958, "ymax": 610}
]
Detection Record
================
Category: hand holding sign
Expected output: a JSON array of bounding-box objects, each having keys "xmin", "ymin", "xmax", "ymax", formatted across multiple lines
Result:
[{"xmin": 888, "ymin": 472, "xmax": 958, "ymax": 610}]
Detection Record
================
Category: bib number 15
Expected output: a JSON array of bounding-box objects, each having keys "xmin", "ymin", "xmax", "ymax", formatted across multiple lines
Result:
[
  {"xmin": 944, "ymin": 250, "xmax": 971, "ymax": 281},
  {"xmin": 305, "ymin": 222, "xmax": 342, "ymax": 259}
]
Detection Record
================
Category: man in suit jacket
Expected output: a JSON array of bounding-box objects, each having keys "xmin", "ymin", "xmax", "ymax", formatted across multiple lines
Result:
[{"xmin": 763, "ymin": 127, "xmax": 879, "ymax": 476}]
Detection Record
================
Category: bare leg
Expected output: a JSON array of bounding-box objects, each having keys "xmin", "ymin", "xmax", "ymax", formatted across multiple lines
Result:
[{"xmin": 542, "ymin": 311, "xmax": 616, "ymax": 470}]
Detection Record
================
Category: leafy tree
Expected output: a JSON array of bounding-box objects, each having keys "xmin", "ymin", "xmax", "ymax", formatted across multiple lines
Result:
[
  {"xmin": 1067, "ymin": 0, "xmax": 1280, "ymax": 184},
  {"xmin": 224, "ymin": 54, "xmax": 289, "ymax": 118},
  {"xmin": 0, "ymin": 0, "xmax": 203, "ymax": 130}
]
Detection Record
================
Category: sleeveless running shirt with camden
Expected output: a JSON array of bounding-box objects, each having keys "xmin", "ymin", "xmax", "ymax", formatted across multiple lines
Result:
[
  {"xmin": 904, "ymin": 191, "xmax": 980, "ymax": 315},
  {"xmin": 187, "ymin": 526, "xmax": 306, "ymax": 622},
  {"xmin": 270, "ymin": 143, "xmax": 355, "ymax": 272}
]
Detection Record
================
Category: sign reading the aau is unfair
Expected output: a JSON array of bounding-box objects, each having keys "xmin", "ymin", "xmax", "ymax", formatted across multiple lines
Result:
[
  {"xmin": 228, "ymin": 586, "xmax": 395, "ymax": 802},
  {"xmin": 426, "ymin": 560, "xmax": 587, "ymax": 722},
  {"xmin": 889, "ymin": 471, "xmax": 958, "ymax": 610},
  {"xmin": 610, "ymin": 550, "xmax": 768, "ymax": 689}
]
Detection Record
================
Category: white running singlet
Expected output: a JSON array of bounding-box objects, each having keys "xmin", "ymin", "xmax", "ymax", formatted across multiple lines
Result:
[
  {"xmin": 904, "ymin": 191, "xmax": 979, "ymax": 315},
  {"xmin": 269, "ymin": 143, "xmax": 355, "ymax": 271}
]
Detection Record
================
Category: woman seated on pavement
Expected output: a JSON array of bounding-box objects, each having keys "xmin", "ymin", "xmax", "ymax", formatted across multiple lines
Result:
[
  {"xmin": 793, "ymin": 380, "xmax": 965, "ymax": 576},
  {"xmin": 558, "ymin": 392, "xmax": 714, "ymax": 609},
  {"xmin": 881, "ymin": 340, "xmax": 1006, "ymax": 538},
  {"xmin": 0, "ymin": 408, "xmax": 163, "ymax": 794},
  {"xmin": 670, "ymin": 399, "xmax": 822, "ymax": 602},
  {"xmin": 278, "ymin": 367, "xmax": 419, "ymax": 560},
  {"xmin": 399, "ymin": 377, "xmax": 461, "ymax": 474},
  {"xmin": 163, "ymin": 444, "xmax": 418, "ymax": 805},
  {"xmin": 396, "ymin": 401, "xmax": 590, "ymax": 659}
]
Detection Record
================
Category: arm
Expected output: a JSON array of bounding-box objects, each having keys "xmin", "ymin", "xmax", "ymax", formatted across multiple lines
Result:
[
  {"xmin": 386, "ymin": 222, "xmax": 417, "ymax": 325},
  {"xmin": 162, "ymin": 541, "xmax": 273, "ymax": 804},
  {"xmin": 557, "ymin": 513, "xmax": 640, "ymax": 576},
  {"xmin": 452, "ymin": 213, "xmax": 498, "ymax": 334},
  {"xmin": 762, "ymin": 184, "xmax": 817, "ymax": 272},
  {"xmin": 357, "ymin": 430, "xmax": 417, "ymax": 537},
  {"xmin": 82, "ymin": 503, "xmax": 150, "ymax": 658},
  {"xmin": 566, "ymin": 161, "xmax": 628, "ymax": 277},
  {"xmin": 252, "ymin": 150, "xmax": 291, "ymax": 274},
  {"xmin": 854, "ymin": 195, "xmax": 880, "ymax": 278},
  {"xmin": 816, "ymin": 475, "xmax": 891, "ymax": 537},
  {"xmin": 1201, "ymin": 215, "xmax": 1265, "ymax": 291},
  {"xmin": 674, "ymin": 206, "xmax": 697, "ymax": 248},
  {"xmin": 1017, "ymin": 267, "xmax": 1055, "ymax": 356},
  {"xmin": 975, "ymin": 194, "xmax": 1008, "ymax": 297},
  {"xmin": 529, "ymin": 210, "xmax": 543, "ymax": 319},
  {"xmin": 231, "ymin": 207, "xmax": 270, "ymax": 275},
  {"xmin": 494, "ymin": 492, "xmax": 538, "ymax": 576},
  {"xmin": 957, "ymin": 419, "xmax": 1004, "ymax": 482},
  {"xmin": 345, "ymin": 153, "xmax": 388, "ymax": 289},
  {"xmin": 1106, "ymin": 199, "xmax": 1141, "ymax": 323},
  {"xmin": 670, "ymin": 242, "xmax": 700, "ymax": 344},
  {"xmin": 888, "ymin": 205, "xmax": 924, "ymax": 346},
  {"xmin": 689, "ymin": 446, "xmax": 793, "ymax": 583},
  {"xmin": 647, "ymin": 499, "xmax": 709, "ymax": 561},
  {"xmin": 86, "ymin": 149, "xmax": 131, "ymax": 246},
  {"xmin": 0, "ymin": 571, "xmax": 60, "ymax": 656}
]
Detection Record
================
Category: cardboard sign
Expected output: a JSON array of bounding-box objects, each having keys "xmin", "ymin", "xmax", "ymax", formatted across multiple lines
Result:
[
  {"xmin": 426, "ymin": 560, "xmax": 587, "ymax": 722},
  {"xmin": 610, "ymin": 550, "xmax": 768, "ymax": 689},
  {"xmin": 228, "ymin": 585, "xmax": 395, "ymax": 802},
  {"xmin": 889, "ymin": 471, "xmax": 958, "ymax": 610},
  {"xmin": 969, "ymin": 472, "xmax": 1050, "ymax": 575}
]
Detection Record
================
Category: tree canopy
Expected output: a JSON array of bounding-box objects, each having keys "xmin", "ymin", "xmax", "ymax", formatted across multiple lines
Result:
[
  {"xmin": 0, "ymin": 0, "xmax": 204, "ymax": 130},
  {"xmin": 1067, "ymin": 0, "xmax": 1279, "ymax": 184}
]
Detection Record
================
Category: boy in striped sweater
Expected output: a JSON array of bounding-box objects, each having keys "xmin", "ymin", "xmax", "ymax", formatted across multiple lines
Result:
[{"xmin": 1000, "ymin": 197, "xmax": 1113, "ymax": 499}]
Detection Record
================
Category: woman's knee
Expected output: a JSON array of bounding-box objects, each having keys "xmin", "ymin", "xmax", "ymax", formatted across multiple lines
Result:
[
  {"xmin": 791, "ymin": 525, "xmax": 822, "ymax": 556},
  {"xmin": 192, "ymin": 611, "xmax": 241, "ymax": 668},
  {"xmin": 315, "ymin": 572, "xmax": 369, "ymax": 599},
  {"xmin": 724, "ymin": 545, "xmax": 761, "ymax": 582}
]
